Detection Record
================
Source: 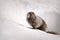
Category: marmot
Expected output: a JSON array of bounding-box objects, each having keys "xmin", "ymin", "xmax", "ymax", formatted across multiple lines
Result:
[{"xmin": 27, "ymin": 12, "xmax": 57, "ymax": 34}]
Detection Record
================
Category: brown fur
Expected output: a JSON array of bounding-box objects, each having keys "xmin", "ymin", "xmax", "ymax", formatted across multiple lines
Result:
[{"xmin": 27, "ymin": 12, "xmax": 57, "ymax": 34}]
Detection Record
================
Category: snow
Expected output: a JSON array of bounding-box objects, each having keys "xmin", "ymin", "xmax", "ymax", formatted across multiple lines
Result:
[
  {"xmin": 0, "ymin": 0, "xmax": 60, "ymax": 40},
  {"xmin": 0, "ymin": 18, "xmax": 60, "ymax": 40}
]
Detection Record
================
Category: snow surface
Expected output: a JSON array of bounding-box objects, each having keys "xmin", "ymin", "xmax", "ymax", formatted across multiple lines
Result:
[
  {"xmin": 0, "ymin": 0, "xmax": 60, "ymax": 40},
  {"xmin": 0, "ymin": 18, "xmax": 60, "ymax": 40}
]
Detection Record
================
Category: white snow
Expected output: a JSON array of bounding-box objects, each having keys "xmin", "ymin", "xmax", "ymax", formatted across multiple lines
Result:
[
  {"xmin": 0, "ymin": 0, "xmax": 60, "ymax": 40},
  {"xmin": 0, "ymin": 18, "xmax": 60, "ymax": 40}
]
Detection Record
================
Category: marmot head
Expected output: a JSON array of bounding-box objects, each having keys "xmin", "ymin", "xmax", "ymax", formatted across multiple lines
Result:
[{"xmin": 27, "ymin": 12, "xmax": 36, "ymax": 21}]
